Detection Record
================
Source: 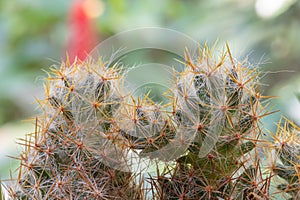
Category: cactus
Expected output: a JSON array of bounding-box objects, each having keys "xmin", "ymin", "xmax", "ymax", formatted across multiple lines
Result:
[
  {"xmin": 146, "ymin": 44, "xmax": 276, "ymax": 200},
  {"xmin": 268, "ymin": 119, "xmax": 300, "ymax": 199},
  {"xmin": 3, "ymin": 44, "xmax": 278, "ymax": 199},
  {"xmin": 4, "ymin": 59, "xmax": 144, "ymax": 199}
]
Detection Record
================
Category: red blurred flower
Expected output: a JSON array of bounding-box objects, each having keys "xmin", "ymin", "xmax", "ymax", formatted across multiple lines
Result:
[{"xmin": 67, "ymin": 0, "xmax": 101, "ymax": 63}]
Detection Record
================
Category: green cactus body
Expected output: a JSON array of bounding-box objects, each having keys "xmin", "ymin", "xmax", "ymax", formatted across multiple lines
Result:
[
  {"xmin": 270, "ymin": 119, "xmax": 300, "ymax": 199},
  {"xmin": 4, "ymin": 59, "xmax": 144, "ymax": 199},
  {"xmin": 150, "ymin": 45, "xmax": 274, "ymax": 200},
  {"xmin": 3, "ymin": 45, "xmax": 277, "ymax": 200}
]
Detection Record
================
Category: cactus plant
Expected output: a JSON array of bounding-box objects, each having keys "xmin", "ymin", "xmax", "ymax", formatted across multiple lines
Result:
[
  {"xmin": 268, "ymin": 119, "xmax": 300, "ymax": 199},
  {"xmin": 145, "ymin": 44, "xmax": 276, "ymax": 200},
  {"xmin": 4, "ymin": 59, "xmax": 144, "ymax": 199},
  {"xmin": 3, "ymin": 44, "xmax": 279, "ymax": 199}
]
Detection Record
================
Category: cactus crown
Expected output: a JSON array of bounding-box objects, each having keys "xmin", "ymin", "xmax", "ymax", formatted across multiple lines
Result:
[
  {"xmin": 3, "ymin": 44, "xmax": 288, "ymax": 200},
  {"xmin": 269, "ymin": 118, "xmax": 300, "ymax": 199}
]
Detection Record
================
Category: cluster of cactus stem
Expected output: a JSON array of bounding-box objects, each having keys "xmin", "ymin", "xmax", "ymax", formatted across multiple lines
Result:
[
  {"xmin": 268, "ymin": 118, "xmax": 300, "ymax": 199},
  {"xmin": 2, "ymin": 44, "xmax": 300, "ymax": 200},
  {"xmin": 147, "ymin": 45, "xmax": 275, "ymax": 199}
]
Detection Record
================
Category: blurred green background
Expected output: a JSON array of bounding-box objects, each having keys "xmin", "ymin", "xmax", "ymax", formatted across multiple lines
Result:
[{"xmin": 1, "ymin": 0, "xmax": 300, "ymax": 180}]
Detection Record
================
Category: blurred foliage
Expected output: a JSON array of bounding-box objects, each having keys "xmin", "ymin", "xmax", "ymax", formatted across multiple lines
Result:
[
  {"xmin": 0, "ymin": 0, "xmax": 71, "ymax": 124},
  {"xmin": 1, "ymin": 0, "xmax": 300, "ymax": 183}
]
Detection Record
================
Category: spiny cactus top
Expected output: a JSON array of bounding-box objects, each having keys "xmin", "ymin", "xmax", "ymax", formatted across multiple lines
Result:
[
  {"xmin": 3, "ymin": 44, "xmax": 279, "ymax": 200},
  {"xmin": 152, "ymin": 45, "xmax": 277, "ymax": 199},
  {"xmin": 173, "ymin": 46, "xmax": 261, "ymax": 158},
  {"xmin": 268, "ymin": 118, "xmax": 300, "ymax": 199}
]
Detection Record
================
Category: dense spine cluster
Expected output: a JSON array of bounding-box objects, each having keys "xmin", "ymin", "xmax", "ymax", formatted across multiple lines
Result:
[
  {"xmin": 148, "ymin": 45, "xmax": 274, "ymax": 199},
  {"xmin": 4, "ymin": 44, "xmax": 296, "ymax": 200},
  {"xmin": 268, "ymin": 119, "xmax": 300, "ymax": 199},
  {"xmin": 5, "ymin": 60, "xmax": 143, "ymax": 199}
]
